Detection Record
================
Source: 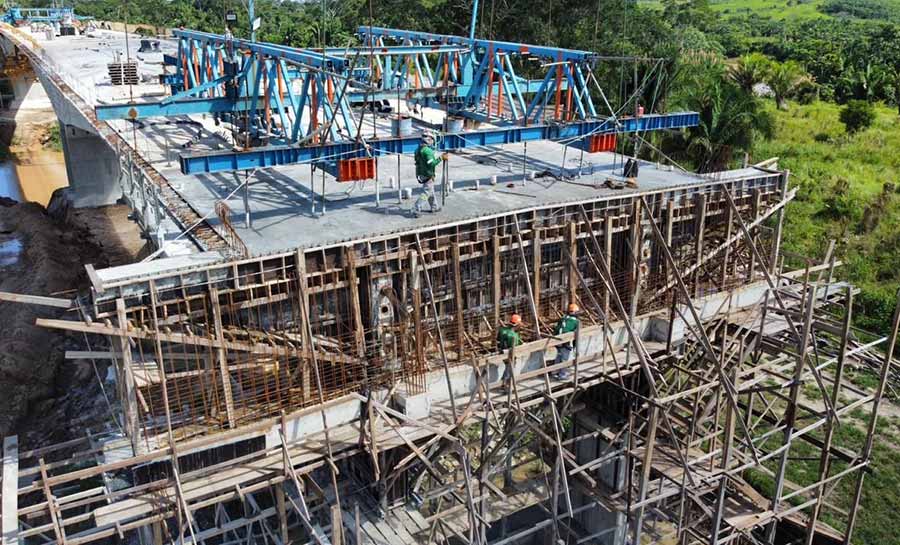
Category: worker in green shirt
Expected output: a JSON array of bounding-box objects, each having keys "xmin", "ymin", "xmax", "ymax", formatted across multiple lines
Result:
[
  {"xmin": 552, "ymin": 303, "xmax": 580, "ymax": 380},
  {"xmin": 413, "ymin": 131, "xmax": 447, "ymax": 217},
  {"xmin": 498, "ymin": 313, "xmax": 522, "ymax": 390},
  {"xmin": 497, "ymin": 313, "xmax": 522, "ymax": 352}
]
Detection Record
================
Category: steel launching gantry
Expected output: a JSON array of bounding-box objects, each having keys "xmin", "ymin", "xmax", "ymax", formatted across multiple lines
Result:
[{"xmin": 94, "ymin": 26, "xmax": 699, "ymax": 175}]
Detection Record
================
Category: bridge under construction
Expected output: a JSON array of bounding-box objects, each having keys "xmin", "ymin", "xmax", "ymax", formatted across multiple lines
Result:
[{"xmin": 0, "ymin": 12, "xmax": 897, "ymax": 545}]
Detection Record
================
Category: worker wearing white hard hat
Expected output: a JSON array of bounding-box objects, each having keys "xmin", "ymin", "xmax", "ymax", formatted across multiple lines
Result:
[{"xmin": 413, "ymin": 131, "xmax": 447, "ymax": 218}]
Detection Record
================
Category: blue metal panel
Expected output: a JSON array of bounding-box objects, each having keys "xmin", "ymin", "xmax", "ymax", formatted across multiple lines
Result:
[{"xmin": 180, "ymin": 112, "xmax": 700, "ymax": 174}]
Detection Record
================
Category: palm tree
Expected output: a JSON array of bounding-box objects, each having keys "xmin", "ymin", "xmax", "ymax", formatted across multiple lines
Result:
[
  {"xmin": 729, "ymin": 53, "xmax": 772, "ymax": 94},
  {"xmin": 767, "ymin": 60, "xmax": 810, "ymax": 110},
  {"xmin": 669, "ymin": 55, "xmax": 774, "ymax": 173}
]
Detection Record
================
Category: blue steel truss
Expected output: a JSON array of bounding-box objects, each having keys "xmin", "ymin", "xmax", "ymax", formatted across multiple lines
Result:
[
  {"xmin": 358, "ymin": 26, "xmax": 596, "ymax": 123},
  {"xmin": 92, "ymin": 26, "xmax": 698, "ymax": 175},
  {"xmin": 180, "ymin": 112, "xmax": 699, "ymax": 174},
  {"xmin": 1, "ymin": 7, "xmax": 91, "ymax": 24}
]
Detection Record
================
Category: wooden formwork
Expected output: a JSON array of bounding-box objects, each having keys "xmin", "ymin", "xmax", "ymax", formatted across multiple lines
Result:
[
  {"xmin": 10, "ymin": 170, "xmax": 894, "ymax": 545},
  {"xmin": 48, "ymin": 173, "xmax": 786, "ymax": 445}
]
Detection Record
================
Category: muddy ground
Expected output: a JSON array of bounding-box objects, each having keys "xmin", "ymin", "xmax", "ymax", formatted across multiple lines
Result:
[{"xmin": 0, "ymin": 193, "xmax": 147, "ymax": 446}]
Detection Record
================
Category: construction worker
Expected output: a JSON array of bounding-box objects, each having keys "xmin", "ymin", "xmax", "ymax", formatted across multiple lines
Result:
[
  {"xmin": 413, "ymin": 131, "xmax": 447, "ymax": 218},
  {"xmin": 552, "ymin": 303, "xmax": 580, "ymax": 380},
  {"xmin": 497, "ymin": 313, "xmax": 522, "ymax": 352},
  {"xmin": 498, "ymin": 313, "xmax": 522, "ymax": 391}
]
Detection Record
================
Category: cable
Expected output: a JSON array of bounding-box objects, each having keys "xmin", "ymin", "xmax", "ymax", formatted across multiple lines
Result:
[{"xmin": 75, "ymin": 298, "xmax": 125, "ymax": 436}]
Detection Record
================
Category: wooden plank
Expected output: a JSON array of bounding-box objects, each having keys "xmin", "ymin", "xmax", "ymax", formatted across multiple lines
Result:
[
  {"xmin": 410, "ymin": 253, "xmax": 425, "ymax": 374},
  {"xmin": 340, "ymin": 508, "xmax": 371, "ymax": 545},
  {"xmin": 208, "ymin": 288, "xmax": 237, "ymax": 428},
  {"xmin": 38, "ymin": 318, "xmax": 295, "ymax": 357},
  {"xmin": 451, "ymin": 244, "xmax": 465, "ymax": 360},
  {"xmin": 721, "ymin": 203, "xmax": 734, "ymax": 286},
  {"xmin": 276, "ymin": 484, "xmax": 288, "ymax": 545},
  {"xmin": 64, "ymin": 351, "xmax": 119, "ymax": 360},
  {"xmin": 38, "ymin": 458, "xmax": 66, "ymax": 545},
  {"xmin": 344, "ymin": 247, "xmax": 366, "ymax": 359},
  {"xmin": 116, "ymin": 299, "xmax": 140, "ymax": 452},
  {"xmin": 295, "ymin": 250, "xmax": 313, "ymax": 401},
  {"xmin": 0, "ymin": 292, "xmax": 72, "ymax": 309},
  {"xmin": 567, "ymin": 222, "xmax": 577, "ymax": 303},
  {"xmin": 331, "ymin": 504, "xmax": 343, "ymax": 545},
  {"xmin": 2, "ymin": 436, "xmax": 18, "ymax": 545},
  {"xmin": 694, "ymin": 193, "xmax": 706, "ymax": 297},
  {"xmin": 532, "ymin": 228, "xmax": 541, "ymax": 313},
  {"xmin": 84, "ymin": 264, "xmax": 103, "ymax": 293},
  {"xmin": 492, "ymin": 234, "xmax": 502, "ymax": 350},
  {"xmin": 403, "ymin": 507, "xmax": 430, "ymax": 533},
  {"xmin": 603, "ymin": 215, "xmax": 613, "ymax": 320}
]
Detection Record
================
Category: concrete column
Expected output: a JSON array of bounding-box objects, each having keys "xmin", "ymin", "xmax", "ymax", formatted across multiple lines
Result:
[{"xmin": 59, "ymin": 123, "xmax": 120, "ymax": 207}]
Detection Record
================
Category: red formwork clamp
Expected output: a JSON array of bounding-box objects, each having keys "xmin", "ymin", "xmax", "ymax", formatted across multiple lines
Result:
[{"xmin": 337, "ymin": 157, "xmax": 377, "ymax": 182}]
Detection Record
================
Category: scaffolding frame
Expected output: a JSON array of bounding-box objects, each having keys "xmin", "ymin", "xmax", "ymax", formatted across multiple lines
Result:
[{"xmin": 3, "ymin": 170, "xmax": 897, "ymax": 545}]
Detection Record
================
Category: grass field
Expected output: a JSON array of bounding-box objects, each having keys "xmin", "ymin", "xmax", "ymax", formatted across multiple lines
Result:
[
  {"xmin": 639, "ymin": 0, "xmax": 900, "ymax": 20},
  {"xmin": 708, "ymin": 0, "xmax": 826, "ymax": 19},
  {"xmin": 752, "ymin": 100, "xmax": 900, "ymax": 333}
]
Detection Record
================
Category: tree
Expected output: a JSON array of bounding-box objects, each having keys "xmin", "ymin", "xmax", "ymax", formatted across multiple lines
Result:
[
  {"xmin": 840, "ymin": 100, "xmax": 876, "ymax": 134},
  {"xmin": 729, "ymin": 53, "xmax": 772, "ymax": 94},
  {"xmin": 668, "ymin": 53, "xmax": 774, "ymax": 172},
  {"xmin": 766, "ymin": 60, "xmax": 810, "ymax": 110}
]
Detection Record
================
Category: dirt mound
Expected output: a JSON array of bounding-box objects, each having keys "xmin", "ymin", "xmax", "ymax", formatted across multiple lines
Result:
[{"xmin": 0, "ymin": 198, "xmax": 146, "ymax": 444}]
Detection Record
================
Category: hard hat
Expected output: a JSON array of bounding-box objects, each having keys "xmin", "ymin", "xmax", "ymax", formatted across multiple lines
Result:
[
  {"xmin": 568, "ymin": 303, "xmax": 580, "ymax": 313},
  {"xmin": 510, "ymin": 314, "xmax": 522, "ymax": 325}
]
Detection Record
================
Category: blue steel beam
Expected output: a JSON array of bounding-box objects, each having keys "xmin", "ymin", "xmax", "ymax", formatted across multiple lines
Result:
[
  {"xmin": 94, "ymin": 79, "xmax": 568, "ymax": 121},
  {"xmin": 180, "ymin": 112, "xmax": 699, "ymax": 174},
  {"xmin": 173, "ymin": 29, "xmax": 348, "ymax": 71},
  {"xmin": 323, "ymin": 45, "xmax": 469, "ymax": 56},
  {"xmin": 360, "ymin": 26, "xmax": 595, "ymax": 62}
]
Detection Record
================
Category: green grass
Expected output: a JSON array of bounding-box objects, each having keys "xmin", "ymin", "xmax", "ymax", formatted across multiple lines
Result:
[
  {"xmin": 751, "ymin": 101, "xmax": 900, "ymax": 335},
  {"xmin": 742, "ymin": 415, "xmax": 899, "ymax": 545},
  {"xmin": 639, "ymin": 0, "xmax": 900, "ymax": 20},
  {"xmin": 638, "ymin": 0, "xmax": 828, "ymax": 19},
  {"xmin": 710, "ymin": 0, "xmax": 828, "ymax": 20},
  {"xmin": 741, "ymin": 102, "xmax": 900, "ymax": 540}
]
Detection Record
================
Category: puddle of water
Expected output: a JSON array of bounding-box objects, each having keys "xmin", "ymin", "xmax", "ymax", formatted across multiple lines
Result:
[
  {"xmin": 14, "ymin": 149, "xmax": 68, "ymax": 206},
  {"xmin": 0, "ymin": 161, "xmax": 22, "ymax": 201},
  {"xmin": 0, "ymin": 237, "xmax": 22, "ymax": 266}
]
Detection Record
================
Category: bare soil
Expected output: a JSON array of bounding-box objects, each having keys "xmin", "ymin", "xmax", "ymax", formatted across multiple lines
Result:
[{"xmin": 0, "ymin": 196, "xmax": 148, "ymax": 445}]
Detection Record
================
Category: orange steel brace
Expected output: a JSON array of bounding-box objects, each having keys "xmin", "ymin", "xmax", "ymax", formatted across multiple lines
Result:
[
  {"xmin": 181, "ymin": 53, "xmax": 190, "ymax": 90},
  {"xmin": 485, "ymin": 46, "xmax": 495, "ymax": 120},
  {"xmin": 497, "ymin": 53, "xmax": 505, "ymax": 118},
  {"xmin": 277, "ymin": 63, "xmax": 286, "ymax": 131},
  {"xmin": 263, "ymin": 64, "xmax": 271, "ymax": 134},
  {"xmin": 311, "ymin": 81, "xmax": 319, "ymax": 144},
  {"xmin": 191, "ymin": 47, "xmax": 201, "ymax": 90},
  {"xmin": 553, "ymin": 52, "xmax": 564, "ymax": 120},
  {"xmin": 217, "ymin": 50, "xmax": 225, "ymax": 95},
  {"xmin": 206, "ymin": 47, "xmax": 213, "ymax": 87}
]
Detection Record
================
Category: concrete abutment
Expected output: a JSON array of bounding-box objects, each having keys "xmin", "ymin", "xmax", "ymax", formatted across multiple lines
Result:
[{"xmin": 58, "ymin": 122, "xmax": 119, "ymax": 207}]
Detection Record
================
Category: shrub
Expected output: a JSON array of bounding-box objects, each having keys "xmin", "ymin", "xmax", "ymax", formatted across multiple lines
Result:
[{"xmin": 840, "ymin": 100, "xmax": 877, "ymax": 134}]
